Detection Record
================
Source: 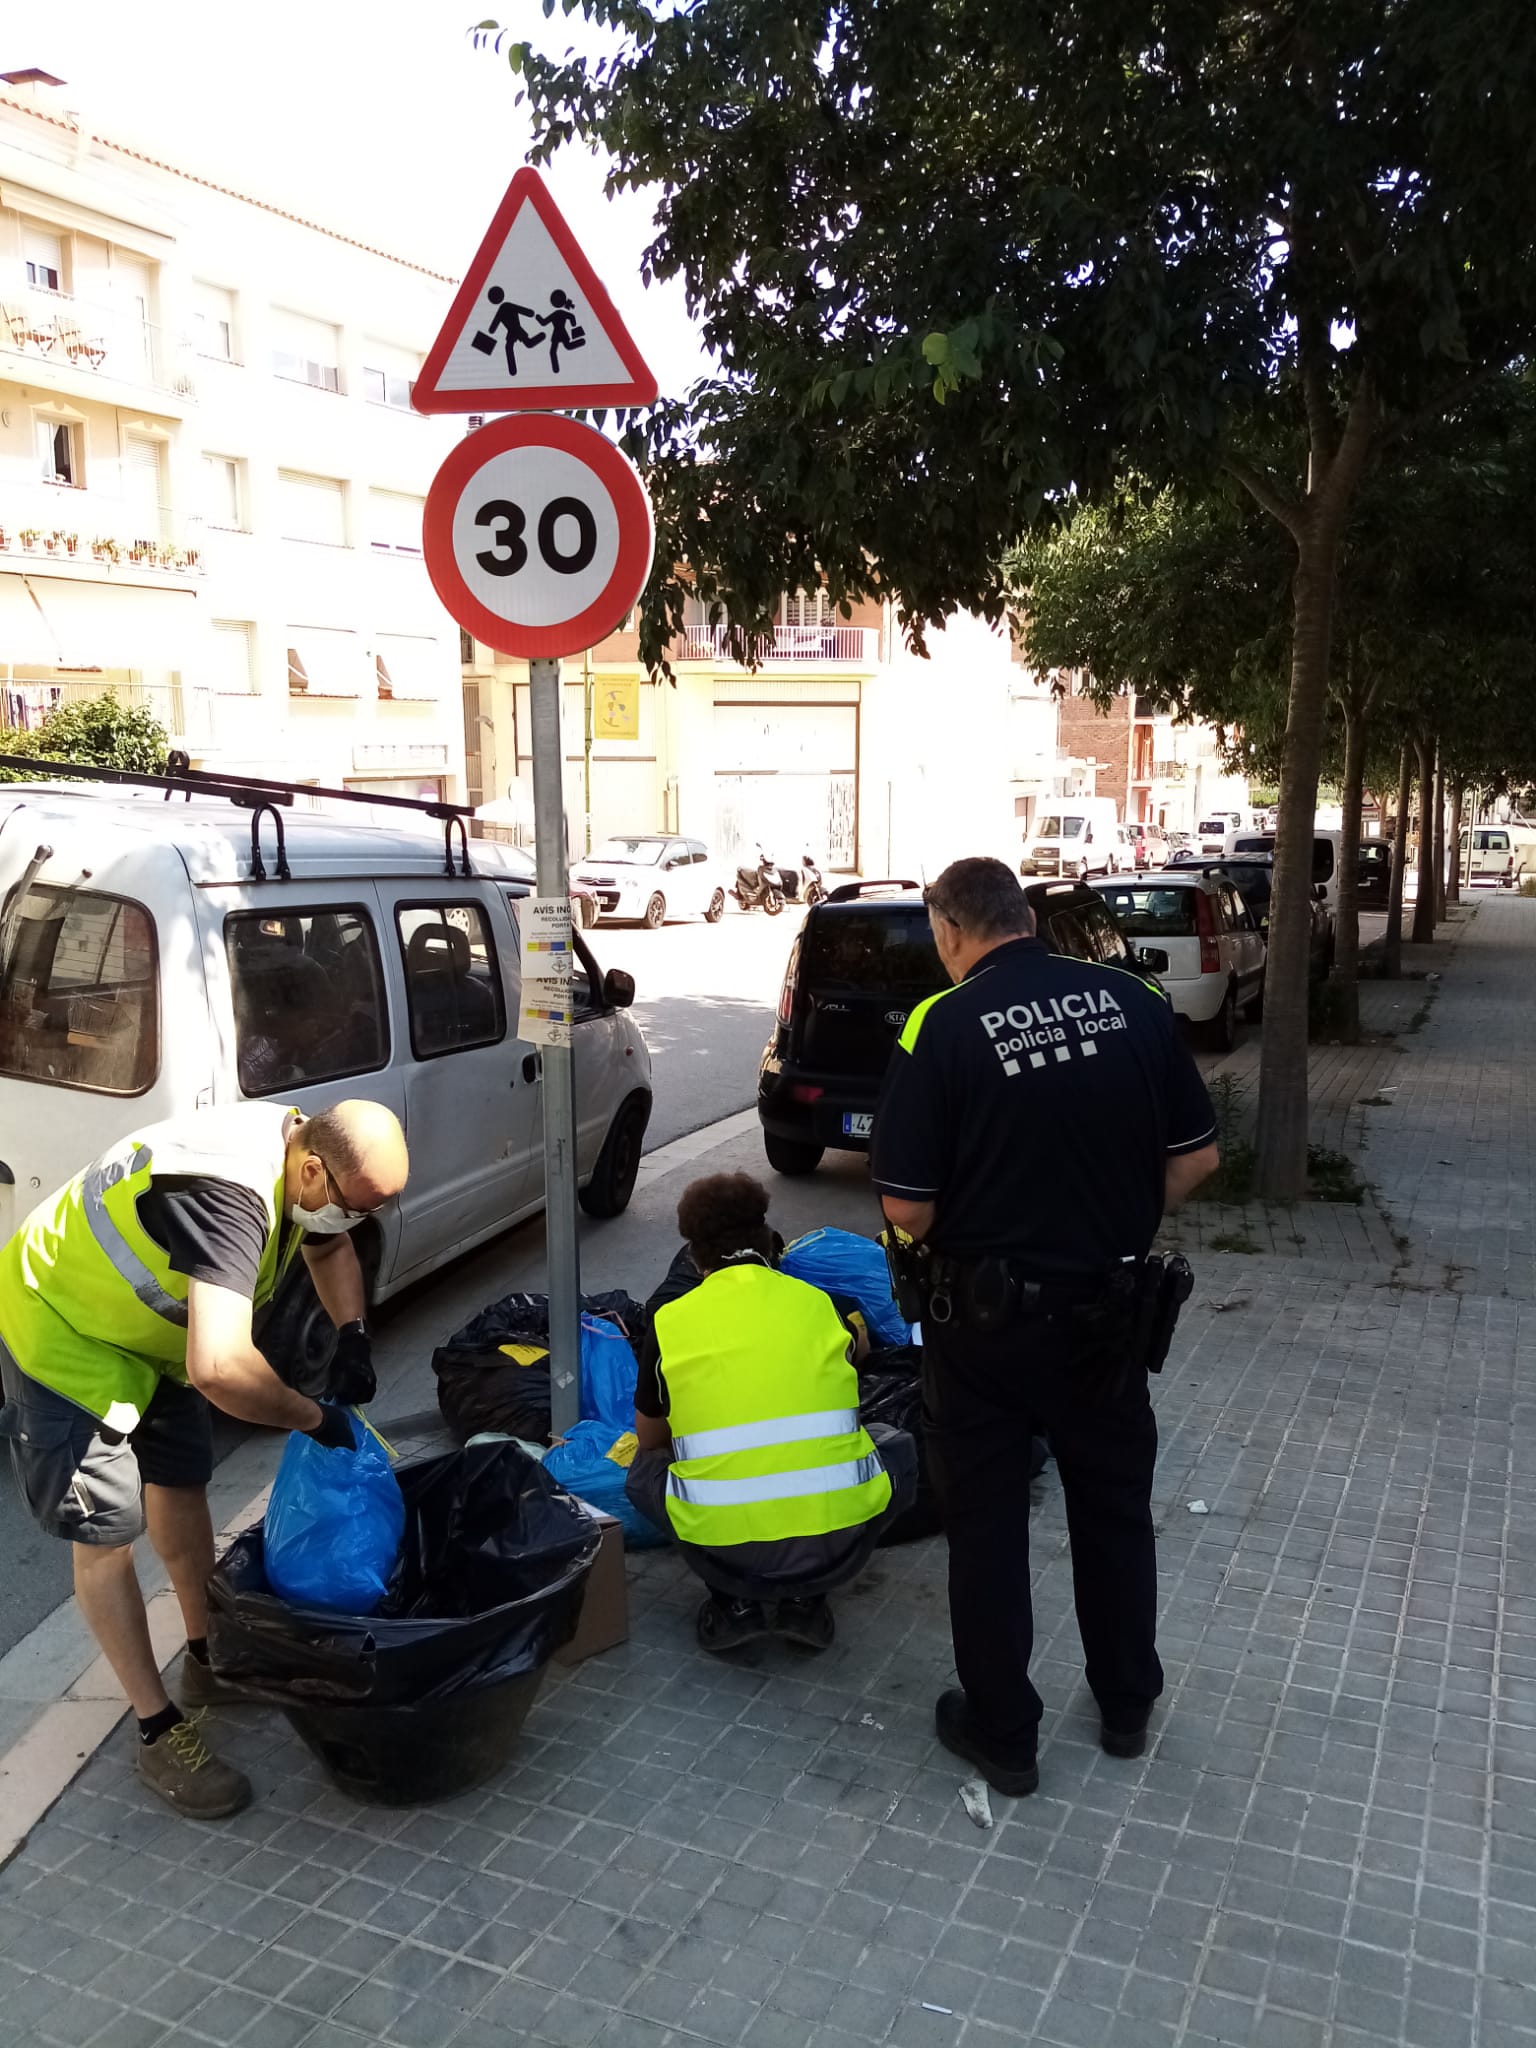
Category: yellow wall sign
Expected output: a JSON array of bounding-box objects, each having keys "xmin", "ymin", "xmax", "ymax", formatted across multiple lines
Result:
[{"xmin": 594, "ymin": 681, "xmax": 640, "ymax": 740}]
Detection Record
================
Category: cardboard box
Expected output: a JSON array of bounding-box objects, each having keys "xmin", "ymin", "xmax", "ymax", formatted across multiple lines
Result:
[{"xmin": 555, "ymin": 1509, "xmax": 629, "ymax": 1665}]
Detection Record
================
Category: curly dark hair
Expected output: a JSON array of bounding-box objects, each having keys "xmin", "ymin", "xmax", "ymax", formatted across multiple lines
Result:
[{"xmin": 677, "ymin": 1172, "xmax": 777, "ymax": 1270}]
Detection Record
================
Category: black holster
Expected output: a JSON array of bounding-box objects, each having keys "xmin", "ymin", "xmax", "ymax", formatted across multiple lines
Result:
[{"xmin": 1131, "ymin": 1253, "xmax": 1195, "ymax": 1373}]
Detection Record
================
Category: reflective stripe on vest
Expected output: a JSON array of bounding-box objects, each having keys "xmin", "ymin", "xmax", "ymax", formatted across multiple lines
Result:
[
  {"xmin": 80, "ymin": 1148, "xmax": 190, "ymax": 1330},
  {"xmin": 670, "ymin": 1407, "xmax": 859, "ymax": 1463},
  {"xmin": 668, "ymin": 1451, "xmax": 885, "ymax": 1508},
  {"xmin": 654, "ymin": 1265, "xmax": 891, "ymax": 1548}
]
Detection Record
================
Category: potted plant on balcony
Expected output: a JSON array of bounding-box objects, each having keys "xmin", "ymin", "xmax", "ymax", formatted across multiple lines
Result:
[
  {"xmin": 58, "ymin": 531, "xmax": 79, "ymax": 556},
  {"xmin": 19, "ymin": 527, "xmax": 41, "ymax": 552},
  {"xmin": 0, "ymin": 526, "xmax": 10, "ymax": 551},
  {"xmin": 92, "ymin": 535, "xmax": 121, "ymax": 563},
  {"xmin": 128, "ymin": 537, "xmax": 154, "ymax": 563},
  {"xmin": 182, "ymin": 545, "xmax": 200, "ymax": 571},
  {"xmin": 157, "ymin": 542, "xmax": 178, "ymax": 569}
]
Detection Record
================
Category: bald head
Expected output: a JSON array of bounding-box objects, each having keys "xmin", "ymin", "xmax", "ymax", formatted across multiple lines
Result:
[{"xmin": 285, "ymin": 1099, "xmax": 409, "ymax": 1216}]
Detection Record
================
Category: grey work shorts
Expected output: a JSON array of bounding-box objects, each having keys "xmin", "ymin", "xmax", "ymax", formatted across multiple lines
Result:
[{"xmin": 0, "ymin": 1337, "xmax": 214, "ymax": 1546}]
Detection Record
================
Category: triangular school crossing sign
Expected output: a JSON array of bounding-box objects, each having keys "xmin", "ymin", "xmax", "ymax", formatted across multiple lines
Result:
[{"xmin": 413, "ymin": 167, "xmax": 659, "ymax": 414}]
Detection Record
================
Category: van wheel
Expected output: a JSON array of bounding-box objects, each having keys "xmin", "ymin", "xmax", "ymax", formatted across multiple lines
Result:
[
  {"xmin": 579, "ymin": 1093, "xmax": 651, "ymax": 1218},
  {"xmin": 765, "ymin": 1132, "xmax": 823, "ymax": 1176},
  {"xmin": 259, "ymin": 1228, "xmax": 379, "ymax": 1400},
  {"xmin": 644, "ymin": 893, "xmax": 666, "ymax": 929},
  {"xmin": 705, "ymin": 889, "xmax": 726, "ymax": 923},
  {"xmin": 1198, "ymin": 984, "xmax": 1238, "ymax": 1053}
]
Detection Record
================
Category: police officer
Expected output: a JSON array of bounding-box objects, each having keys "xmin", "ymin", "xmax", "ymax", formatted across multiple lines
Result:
[{"xmin": 871, "ymin": 857, "xmax": 1218, "ymax": 1795}]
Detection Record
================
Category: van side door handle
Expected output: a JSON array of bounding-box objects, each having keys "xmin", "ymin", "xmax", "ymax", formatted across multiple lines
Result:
[{"xmin": 523, "ymin": 1052, "xmax": 541, "ymax": 1084}]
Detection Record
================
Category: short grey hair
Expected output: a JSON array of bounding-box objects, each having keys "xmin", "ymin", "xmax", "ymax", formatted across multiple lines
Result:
[{"xmin": 923, "ymin": 857, "xmax": 1035, "ymax": 939}]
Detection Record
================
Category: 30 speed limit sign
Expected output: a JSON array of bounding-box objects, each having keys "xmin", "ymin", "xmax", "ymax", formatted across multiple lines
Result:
[{"xmin": 422, "ymin": 414, "xmax": 655, "ymax": 659}]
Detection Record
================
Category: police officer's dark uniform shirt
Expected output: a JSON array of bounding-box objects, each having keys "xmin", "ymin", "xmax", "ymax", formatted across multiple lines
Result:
[{"xmin": 871, "ymin": 937, "xmax": 1216, "ymax": 1270}]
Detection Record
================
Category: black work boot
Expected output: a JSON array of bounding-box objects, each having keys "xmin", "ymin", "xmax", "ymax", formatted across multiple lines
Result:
[
  {"xmin": 934, "ymin": 1688, "xmax": 1040, "ymax": 1796},
  {"xmin": 695, "ymin": 1593, "xmax": 770, "ymax": 1652},
  {"xmin": 774, "ymin": 1595, "xmax": 835, "ymax": 1650}
]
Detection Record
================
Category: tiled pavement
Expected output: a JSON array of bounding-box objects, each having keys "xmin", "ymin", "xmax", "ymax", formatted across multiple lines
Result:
[{"xmin": 2, "ymin": 908, "xmax": 1535, "ymax": 2048}]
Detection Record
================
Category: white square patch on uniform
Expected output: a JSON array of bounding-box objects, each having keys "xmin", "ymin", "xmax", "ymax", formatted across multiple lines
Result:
[
  {"xmin": 1029, "ymin": 1051, "xmax": 1047, "ymax": 1069},
  {"xmin": 1054, "ymin": 1045, "xmax": 1072, "ymax": 1063}
]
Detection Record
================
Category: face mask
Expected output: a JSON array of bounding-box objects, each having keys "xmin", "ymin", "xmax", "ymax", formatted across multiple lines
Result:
[{"xmin": 288, "ymin": 1199, "xmax": 361, "ymax": 1235}]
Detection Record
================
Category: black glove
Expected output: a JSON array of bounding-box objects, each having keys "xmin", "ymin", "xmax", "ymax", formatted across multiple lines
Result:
[
  {"xmin": 304, "ymin": 1404, "xmax": 357, "ymax": 1452},
  {"xmin": 328, "ymin": 1320, "xmax": 376, "ymax": 1407}
]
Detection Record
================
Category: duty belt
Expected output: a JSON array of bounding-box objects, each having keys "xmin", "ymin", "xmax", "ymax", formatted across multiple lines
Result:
[{"xmin": 925, "ymin": 1254, "xmax": 1139, "ymax": 1331}]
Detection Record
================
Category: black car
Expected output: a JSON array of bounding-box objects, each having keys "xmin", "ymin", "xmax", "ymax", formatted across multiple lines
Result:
[
  {"xmin": 757, "ymin": 877, "xmax": 1166, "ymax": 1175},
  {"xmin": 1172, "ymin": 855, "xmax": 1333, "ymax": 979}
]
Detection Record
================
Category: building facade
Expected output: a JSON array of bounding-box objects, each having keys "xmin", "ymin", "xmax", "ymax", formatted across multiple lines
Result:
[{"xmin": 0, "ymin": 80, "xmax": 466, "ymax": 804}]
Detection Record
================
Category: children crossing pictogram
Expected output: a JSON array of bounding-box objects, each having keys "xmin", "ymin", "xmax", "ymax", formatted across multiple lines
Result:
[{"xmin": 414, "ymin": 167, "xmax": 657, "ymax": 414}]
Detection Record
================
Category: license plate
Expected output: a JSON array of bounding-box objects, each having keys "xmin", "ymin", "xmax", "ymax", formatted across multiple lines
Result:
[{"xmin": 842, "ymin": 1112, "xmax": 874, "ymax": 1138}]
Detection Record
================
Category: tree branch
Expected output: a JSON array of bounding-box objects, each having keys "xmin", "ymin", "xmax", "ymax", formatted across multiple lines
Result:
[
  {"xmin": 1222, "ymin": 455, "xmax": 1307, "ymax": 544},
  {"xmin": 1315, "ymin": 371, "xmax": 1380, "ymax": 531}
]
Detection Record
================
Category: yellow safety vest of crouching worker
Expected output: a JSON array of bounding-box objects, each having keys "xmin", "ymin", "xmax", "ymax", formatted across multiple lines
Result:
[
  {"xmin": 654, "ymin": 1262, "xmax": 891, "ymax": 1548},
  {"xmin": 0, "ymin": 1106, "xmax": 302, "ymax": 1432}
]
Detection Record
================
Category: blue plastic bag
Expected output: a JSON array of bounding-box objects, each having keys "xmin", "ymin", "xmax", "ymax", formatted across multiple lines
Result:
[
  {"xmin": 780, "ymin": 1227, "xmax": 913, "ymax": 1349},
  {"xmin": 264, "ymin": 1412, "xmax": 405, "ymax": 1615},
  {"xmin": 543, "ymin": 1317, "xmax": 666, "ymax": 1547}
]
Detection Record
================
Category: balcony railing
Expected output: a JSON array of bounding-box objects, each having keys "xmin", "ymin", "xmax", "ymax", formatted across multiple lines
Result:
[
  {"xmin": 0, "ymin": 283, "xmax": 197, "ymax": 400},
  {"xmin": 0, "ymin": 481, "xmax": 203, "ymax": 573},
  {"xmin": 674, "ymin": 623, "xmax": 879, "ymax": 666},
  {"xmin": 1, "ymin": 677, "xmax": 214, "ymax": 746}
]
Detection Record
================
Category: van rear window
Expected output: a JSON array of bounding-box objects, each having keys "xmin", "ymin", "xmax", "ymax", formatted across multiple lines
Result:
[
  {"xmin": 0, "ymin": 884, "xmax": 159, "ymax": 1095},
  {"xmin": 801, "ymin": 909, "xmax": 943, "ymax": 997},
  {"xmin": 1094, "ymin": 886, "xmax": 1200, "ymax": 938}
]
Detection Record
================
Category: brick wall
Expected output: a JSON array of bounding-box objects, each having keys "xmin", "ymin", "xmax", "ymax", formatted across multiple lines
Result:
[{"xmin": 1058, "ymin": 683, "xmax": 1130, "ymax": 817}]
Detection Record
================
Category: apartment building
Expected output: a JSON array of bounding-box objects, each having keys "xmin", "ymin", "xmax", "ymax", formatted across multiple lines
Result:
[{"xmin": 0, "ymin": 78, "xmax": 465, "ymax": 803}]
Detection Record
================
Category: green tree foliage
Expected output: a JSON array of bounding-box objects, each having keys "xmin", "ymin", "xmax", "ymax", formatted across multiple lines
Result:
[
  {"xmin": 485, "ymin": 0, "xmax": 1536, "ymax": 1192},
  {"xmin": 0, "ymin": 697, "xmax": 170, "ymax": 783}
]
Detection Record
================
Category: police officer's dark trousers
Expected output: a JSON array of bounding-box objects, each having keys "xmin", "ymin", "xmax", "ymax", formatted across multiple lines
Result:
[{"xmin": 922, "ymin": 1305, "xmax": 1163, "ymax": 1745}]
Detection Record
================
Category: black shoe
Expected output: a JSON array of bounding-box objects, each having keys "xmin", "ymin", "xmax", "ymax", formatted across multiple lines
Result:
[
  {"xmin": 934, "ymin": 1688, "xmax": 1039, "ymax": 1797},
  {"xmin": 775, "ymin": 1595, "xmax": 835, "ymax": 1650},
  {"xmin": 1100, "ymin": 1715, "xmax": 1152, "ymax": 1759},
  {"xmin": 695, "ymin": 1594, "xmax": 770, "ymax": 1652}
]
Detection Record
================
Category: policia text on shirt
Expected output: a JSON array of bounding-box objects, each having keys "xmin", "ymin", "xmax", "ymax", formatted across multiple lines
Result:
[{"xmin": 870, "ymin": 857, "xmax": 1219, "ymax": 1798}]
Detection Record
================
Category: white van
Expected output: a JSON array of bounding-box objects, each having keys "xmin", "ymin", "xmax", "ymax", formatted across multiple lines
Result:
[
  {"xmin": 1460, "ymin": 823, "xmax": 1536, "ymax": 889},
  {"xmin": 1020, "ymin": 797, "xmax": 1127, "ymax": 880},
  {"xmin": 1225, "ymin": 828, "xmax": 1343, "ymax": 928},
  {"xmin": 0, "ymin": 777, "xmax": 653, "ymax": 1378}
]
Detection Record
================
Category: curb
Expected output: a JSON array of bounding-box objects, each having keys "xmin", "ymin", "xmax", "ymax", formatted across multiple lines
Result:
[{"xmin": 0, "ymin": 1100, "xmax": 763, "ymax": 1863}]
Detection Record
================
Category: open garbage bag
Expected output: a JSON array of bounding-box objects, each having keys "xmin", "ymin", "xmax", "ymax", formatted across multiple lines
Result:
[
  {"xmin": 542, "ymin": 1315, "xmax": 668, "ymax": 1548},
  {"xmin": 263, "ymin": 1411, "xmax": 404, "ymax": 1615},
  {"xmin": 781, "ymin": 1228, "xmax": 913, "ymax": 1349},
  {"xmin": 208, "ymin": 1439, "xmax": 600, "ymax": 1707}
]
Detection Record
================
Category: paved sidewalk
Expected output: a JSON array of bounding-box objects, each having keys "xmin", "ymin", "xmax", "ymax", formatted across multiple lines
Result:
[{"xmin": 1, "ymin": 909, "xmax": 1534, "ymax": 2048}]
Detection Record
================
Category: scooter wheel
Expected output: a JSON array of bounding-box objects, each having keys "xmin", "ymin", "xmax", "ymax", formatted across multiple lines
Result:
[{"xmin": 764, "ymin": 891, "xmax": 785, "ymax": 916}]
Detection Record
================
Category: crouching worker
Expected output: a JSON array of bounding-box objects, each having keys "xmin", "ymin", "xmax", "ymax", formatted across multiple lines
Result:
[
  {"xmin": 0, "ymin": 1100, "xmax": 408, "ymax": 1819},
  {"xmin": 626, "ymin": 1172, "xmax": 915, "ymax": 1652}
]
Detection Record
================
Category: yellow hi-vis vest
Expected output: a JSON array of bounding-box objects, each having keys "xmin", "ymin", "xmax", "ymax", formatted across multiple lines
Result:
[
  {"xmin": 655, "ymin": 1262, "xmax": 891, "ymax": 1548},
  {"xmin": 0, "ymin": 1103, "xmax": 301, "ymax": 1432}
]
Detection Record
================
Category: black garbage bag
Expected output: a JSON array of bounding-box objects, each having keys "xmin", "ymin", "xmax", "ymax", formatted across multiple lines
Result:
[
  {"xmin": 207, "ymin": 1440, "xmax": 600, "ymax": 1708},
  {"xmin": 858, "ymin": 1348, "xmax": 943, "ymax": 1544},
  {"xmin": 207, "ymin": 1441, "xmax": 602, "ymax": 1805},
  {"xmin": 432, "ymin": 1288, "xmax": 645, "ymax": 1445}
]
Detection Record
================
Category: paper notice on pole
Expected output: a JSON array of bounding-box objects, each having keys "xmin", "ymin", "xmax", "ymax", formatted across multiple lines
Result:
[{"xmin": 517, "ymin": 895, "xmax": 576, "ymax": 1045}]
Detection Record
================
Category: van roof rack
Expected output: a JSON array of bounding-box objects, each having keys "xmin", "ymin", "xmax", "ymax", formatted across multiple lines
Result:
[{"xmin": 0, "ymin": 751, "xmax": 476, "ymax": 878}]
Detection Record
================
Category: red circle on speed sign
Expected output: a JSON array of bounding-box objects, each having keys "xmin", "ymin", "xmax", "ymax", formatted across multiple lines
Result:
[{"xmin": 423, "ymin": 414, "xmax": 655, "ymax": 659}]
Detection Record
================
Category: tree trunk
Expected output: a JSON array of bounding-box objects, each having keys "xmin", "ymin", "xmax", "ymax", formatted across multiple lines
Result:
[
  {"xmin": 1254, "ymin": 537, "xmax": 1341, "ymax": 1200},
  {"xmin": 1383, "ymin": 741, "xmax": 1411, "ymax": 978},
  {"xmin": 1432, "ymin": 748, "xmax": 1448, "ymax": 923},
  {"xmin": 1412, "ymin": 736, "xmax": 1436, "ymax": 943},
  {"xmin": 1446, "ymin": 779, "xmax": 1466, "ymax": 905},
  {"xmin": 1331, "ymin": 694, "xmax": 1369, "ymax": 1042}
]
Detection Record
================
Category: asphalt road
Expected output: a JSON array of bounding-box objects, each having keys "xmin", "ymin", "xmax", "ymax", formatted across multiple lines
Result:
[{"xmin": 0, "ymin": 904, "xmax": 802, "ymax": 1663}]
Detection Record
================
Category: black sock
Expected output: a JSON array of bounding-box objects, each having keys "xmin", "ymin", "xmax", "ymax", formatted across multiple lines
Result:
[
  {"xmin": 139, "ymin": 1702, "xmax": 183, "ymax": 1746},
  {"xmin": 186, "ymin": 1637, "xmax": 210, "ymax": 1666}
]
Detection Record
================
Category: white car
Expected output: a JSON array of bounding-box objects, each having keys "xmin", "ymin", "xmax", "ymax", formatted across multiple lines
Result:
[
  {"xmin": 1092, "ymin": 871, "xmax": 1265, "ymax": 1051},
  {"xmin": 570, "ymin": 835, "xmax": 727, "ymax": 927}
]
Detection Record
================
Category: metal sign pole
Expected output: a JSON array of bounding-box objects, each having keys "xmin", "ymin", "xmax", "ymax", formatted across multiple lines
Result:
[{"xmin": 529, "ymin": 655, "xmax": 583, "ymax": 1437}]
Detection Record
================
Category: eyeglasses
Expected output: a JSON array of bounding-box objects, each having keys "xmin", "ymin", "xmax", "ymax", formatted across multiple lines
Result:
[{"xmin": 317, "ymin": 1157, "xmax": 386, "ymax": 1221}]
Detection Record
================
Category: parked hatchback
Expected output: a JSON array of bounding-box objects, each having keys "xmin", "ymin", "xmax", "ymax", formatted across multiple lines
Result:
[
  {"xmin": 757, "ymin": 878, "xmax": 1166, "ymax": 1174},
  {"xmin": 1172, "ymin": 855, "xmax": 1333, "ymax": 980},
  {"xmin": 1092, "ymin": 871, "xmax": 1264, "ymax": 1051}
]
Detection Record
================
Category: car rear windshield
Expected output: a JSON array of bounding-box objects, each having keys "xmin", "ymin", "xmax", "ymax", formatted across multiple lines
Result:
[
  {"xmin": 1198, "ymin": 820, "xmax": 1227, "ymax": 835},
  {"xmin": 0, "ymin": 883, "xmax": 159, "ymax": 1094},
  {"xmin": 801, "ymin": 908, "xmax": 943, "ymax": 997},
  {"xmin": 1095, "ymin": 885, "xmax": 1200, "ymax": 938}
]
